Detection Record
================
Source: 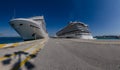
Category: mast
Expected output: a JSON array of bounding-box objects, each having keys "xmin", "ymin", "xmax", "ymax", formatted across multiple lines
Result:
[{"xmin": 12, "ymin": 8, "xmax": 16, "ymax": 19}]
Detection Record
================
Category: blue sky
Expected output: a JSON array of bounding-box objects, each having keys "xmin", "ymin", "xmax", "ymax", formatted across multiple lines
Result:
[{"xmin": 0, "ymin": 0, "xmax": 120, "ymax": 37}]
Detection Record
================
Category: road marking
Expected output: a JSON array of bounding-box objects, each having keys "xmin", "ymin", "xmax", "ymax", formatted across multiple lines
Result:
[
  {"xmin": 0, "ymin": 43, "xmax": 19, "ymax": 49},
  {"xmin": 0, "ymin": 44, "xmax": 6, "ymax": 48},
  {"xmin": 0, "ymin": 39, "xmax": 45, "ymax": 61},
  {"xmin": 0, "ymin": 57, "xmax": 8, "ymax": 60},
  {"xmin": 0, "ymin": 40, "xmax": 37, "ymax": 49},
  {"xmin": 0, "ymin": 54, "xmax": 15, "ymax": 61},
  {"xmin": 0, "ymin": 39, "xmax": 47, "ymax": 69},
  {"xmin": 12, "ymin": 39, "xmax": 47, "ymax": 70},
  {"xmin": 0, "ymin": 43, "xmax": 38, "ymax": 61}
]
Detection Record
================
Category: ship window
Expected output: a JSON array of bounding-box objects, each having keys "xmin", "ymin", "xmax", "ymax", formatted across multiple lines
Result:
[
  {"xmin": 32, "ymin": 33, "xmax": 35, "ymax": 37},
  {"xmin": 11, "ymin": 24, "xmax": 14, "ymax": 26},
  {"xmin": 30, "ymin": 25, "xmax": 40, "ymax": 29},
  {"xmin": 19, "ymin": 24, "xmax": 23, "ymax": 26}
]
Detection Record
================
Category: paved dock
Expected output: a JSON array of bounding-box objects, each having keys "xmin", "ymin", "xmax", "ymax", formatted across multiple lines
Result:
[{"xmin": 0, "ymin": 38, "xmax": 120, "ymax": 70}]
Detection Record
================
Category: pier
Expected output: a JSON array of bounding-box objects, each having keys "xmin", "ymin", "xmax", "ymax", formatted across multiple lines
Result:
[{"xmin": 0, "ymin": 38, "xmax": 120, "ymax": 70}]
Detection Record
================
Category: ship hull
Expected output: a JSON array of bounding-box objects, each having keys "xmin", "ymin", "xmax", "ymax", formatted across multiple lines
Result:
[{"xmin": 9, "ymin": 19, "xmax": 48, "ymax": 41}]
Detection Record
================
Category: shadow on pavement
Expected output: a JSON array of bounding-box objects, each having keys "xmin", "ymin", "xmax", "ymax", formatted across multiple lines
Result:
[
  {"xmin": 1, "ymin": 51, "xmax": 37, "ymax": 70},
  {"xmin": 2, "ymin": 54, "xmax": 12, "ymax": 65}
]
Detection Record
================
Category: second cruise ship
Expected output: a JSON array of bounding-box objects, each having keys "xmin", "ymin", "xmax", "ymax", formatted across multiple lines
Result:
[
  {"xmin": 56, "ymin": 21, "xmax": 93, "ymax": 39},
  {"xmin": 9, "ymin": 16, "xmax": 48, "ymax": 41}
]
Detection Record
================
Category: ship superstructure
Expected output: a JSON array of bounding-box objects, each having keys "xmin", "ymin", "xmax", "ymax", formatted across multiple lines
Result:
[{"xmin": 56, "ymin": 21, "xmax": 93, "ymax": 39}]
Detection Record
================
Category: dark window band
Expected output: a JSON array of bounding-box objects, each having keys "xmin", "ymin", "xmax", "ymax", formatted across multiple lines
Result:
[{"xmin": 30, "ymin": 25, "xmax": 40, "ymax": 29}]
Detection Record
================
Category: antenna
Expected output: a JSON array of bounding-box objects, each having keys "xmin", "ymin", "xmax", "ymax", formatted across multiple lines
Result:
[
  {"xmin": 12, "ymin": 8, "xmax": 16, "ymax": 19},
  {"xmin": 69, "ymin": 12, "xmax": 75, "ymax": 21}
]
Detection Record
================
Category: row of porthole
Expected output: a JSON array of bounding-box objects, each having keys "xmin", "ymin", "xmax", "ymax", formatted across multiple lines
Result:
[
  {"xmin": 11, "ymin": 23, "xmax": 23, "ymax": 26},
  {"xmin": 12, "ymin": 23, "xmax": 39, "ymax": 29}
]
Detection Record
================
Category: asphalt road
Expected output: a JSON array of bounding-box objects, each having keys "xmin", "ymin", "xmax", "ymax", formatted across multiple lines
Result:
[
  {"xmin": 33, "ymin": 38, "xmax": 120, "ymax": 70},
  {"xmin": 0, "ymin": 38, "xmax": 120, "ymax": 70}
]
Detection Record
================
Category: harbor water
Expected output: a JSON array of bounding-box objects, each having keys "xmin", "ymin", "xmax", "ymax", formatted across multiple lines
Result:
[{"xmin": 0, "ymin": 37, "xmax": 23, "ymax": 44}]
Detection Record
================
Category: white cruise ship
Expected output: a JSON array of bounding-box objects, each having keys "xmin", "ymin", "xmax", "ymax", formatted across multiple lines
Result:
[
  {"xmin": 9, "ymin": 16, "xmax": 48, "ymax": 41},
  {"xmin": 56, "ymin": 21, "xmax": 93, "ymax": 39}
]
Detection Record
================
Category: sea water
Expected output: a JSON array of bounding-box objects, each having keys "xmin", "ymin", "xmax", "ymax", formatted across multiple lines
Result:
[{"xmin": 0, "ymin": 37, "xmax": 23, "ymax": 44}]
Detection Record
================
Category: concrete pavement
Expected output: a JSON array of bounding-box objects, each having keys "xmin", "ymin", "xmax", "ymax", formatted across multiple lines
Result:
[
  {"xmin": 0, "ymin": 39, "xmax": 46, "ymax": 70},
  {"xmin": 0, "ymin": 38, "xmax": 120, "ymax": 70},
  {"xmin": 33, "ymin": 38, "xmax": 120, "ymax": 70}
]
